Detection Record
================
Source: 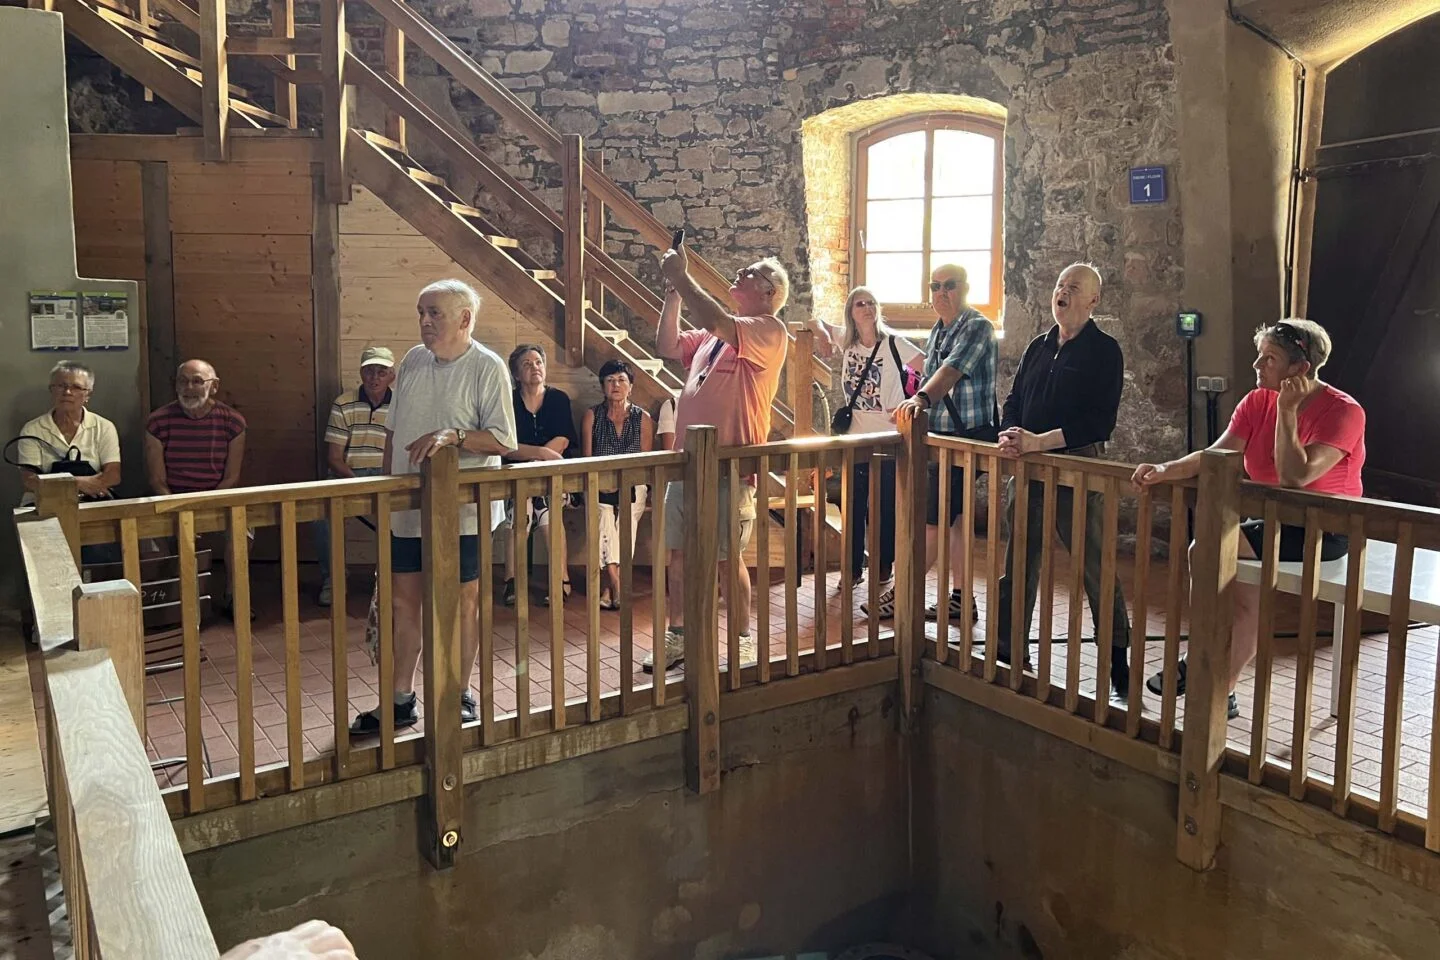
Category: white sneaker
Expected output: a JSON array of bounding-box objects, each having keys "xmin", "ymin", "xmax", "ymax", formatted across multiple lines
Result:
[
  {"xmin": 317, "ymin": 579, "xmax": 332, "ymax": 607},
  {"xmin": 642, "ymin": 628, "xmax": 685, "ymax": 673},
  {"xmin": 737, "ymin": 633, "xmax": 757, "ymax": 668}
]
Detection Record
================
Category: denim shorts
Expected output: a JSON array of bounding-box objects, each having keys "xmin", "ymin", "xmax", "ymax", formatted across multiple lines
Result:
[{"xmin": 391, "ymin": 535, "xmax": 480, "ymax": 582}]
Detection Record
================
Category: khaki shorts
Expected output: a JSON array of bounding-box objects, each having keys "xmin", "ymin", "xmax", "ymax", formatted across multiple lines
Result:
[{"xmin": 663, "ymin": 480, "xmax": 756, "ymax": 561}]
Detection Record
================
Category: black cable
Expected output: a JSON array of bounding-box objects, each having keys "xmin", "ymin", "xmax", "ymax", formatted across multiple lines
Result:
[{"xmin": 1185, "ymin": 339, "xmax": 1195, "ymax": 452}]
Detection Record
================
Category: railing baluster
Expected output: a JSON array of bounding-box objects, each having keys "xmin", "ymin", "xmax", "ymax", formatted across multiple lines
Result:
[
  {"xmin": 1380, "ymin": 521, "xmax": 1414, "ymax": 833},
  {"xmin": 785, "ymin": 452, "xmax": 800, "ymax": 676},
  {"xmin": 812, "ymin": 448, "xmax": 828, "ymax": 671},
  {"xmin": 958, "ymin": 447, "xmax": 976, "ymax": 666},
  {"xmin": 562, "ymin": 134, "xmax": 586, "ymax": 367},
  {"xmin": 755, "ymin": 455, "xmax": 771, "ymax": 681},
  {"xmin": 649, "ymin": 464, "xmax": 668, "ymax": 704},
  {"xmin": 548, "ymin": 474, "xmax": 566, "ymax": 730},
  {"xmin": 1008, "ymin": 460, "xmax": 1030, "ymax": 692},
  {"xmin": 1065, "ymin": 478, "xmax": 1088, "ymax": 712},
  {"xmin": 1094, "ymin": 478, "xmax": 1119, "ymax": 723},
  {"xmin": 840, "ymin": 446, "xmax": 855, "ymax": 665},
  {"xmin": 1126, "ymin": 487, "xmax": 1152, "ymax": 734},
  {"xmin": 682, "ymin": 426, "xmax": 720, "ymax": 794},
  {"xmin": 1289, "ymin": 509, "xmax": 1324, "ymax": 801},
  {"xmin": 229, "ymin": 505, "xmax": 255, "ymax": 801},
  {"xmin": 381, "ymin": 0, "xmax": 404, "ymax": 145},
  {"xmin": 1332, "ymin": 515, "xmax": 1368, "ymax": 816},
  {"xmin": 1160, "ymin": 484, "xmax": 1187, "ymax": 749},
  {"xmin": 619, "ymin": 469, "xmax": 636, "ymax": 710},
  {"xmin": 271, "ymin": 0, "xmax": 297, "ymax": 129},
  {"xmin": 1036, "ymin": 465, "xmax": 1057, "ymax": 702},
  {"xmin": 866, "ymin": 450, "xmax": 880, "ymax": 660},
  {"xmin": 329, "ymin": 497, "xmax": 350, "ymax": 777},
  {"xmin": 377, "ymin": 491, "xmax": 397, "ymax": 764},
  {"xmin": 985, "ymin": 455, "xmax": 1004, "ymax": 683},
  {"xmin": 280, "ymin": 500, "xmax": 304, "ymax": 791},
  {"xmin": 726, "ymin": 458, "xmax": 741, "ymax": 690},
  {"xmin": 121, "ymin": 517, "xmax": 141, "ymax": 591},
  {"xmin": 935, "ymin": 448, "xmax": 952, "ymax": 666},
  {"xmin": 514, "ymin": 479, "xmax": 531, "ymax": 737},
  {"xmin": 177, "ymin": 511, "xmax": 205, "ymax": 812},
  {"xmin": 585, "ymin": 473, "xmax": 602, "ymax": 721},
  {"xmin": 1248, "ymin": 501, "xmax": 1280, "ymax": 784}
]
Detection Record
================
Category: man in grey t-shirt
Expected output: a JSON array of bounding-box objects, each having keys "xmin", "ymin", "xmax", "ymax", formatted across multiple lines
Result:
[{"xmin": 351, "ymin": 279, "xmax": 517, "ymax": 736}]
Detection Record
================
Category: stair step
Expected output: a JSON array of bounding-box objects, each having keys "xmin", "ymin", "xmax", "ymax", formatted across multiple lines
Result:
[
  {"xmin": 89, "ymin": 0, "xmax": 142, "ymax": 16},
  {"xmin": 228, "ymin": 98, "xmax": 290, "ymax": 127},
  {"xmin": 593, "ymin": 328, "xmax": 627, "ymax": 344},
  {"xmin": 361, "ymin": 130, "xmax": 406, "ymax": 153},
  {"xmin": 485, "ymin": 235, "xmax": 520, "ymax": 249},
  {"xmin": 528, "ymin": 269, "xmax": 558, "ymax": 281},
  {"xmin": 634, "ymin": 359, "xmax": 664, "ymax": 375},
  {"xmin": 180, "ymin": 66, "xmax": 247, "ymax": 97},
  {"xmin": 94, "ymin": 4, "xmax": 166, "ymax": 42},
  {"xmin": 406, "ymin": 167, "xmax": 446, "ymax": 187},
  {"xmin": 448, "ymin": 201, "xmax": 483, "ymax": 217}
]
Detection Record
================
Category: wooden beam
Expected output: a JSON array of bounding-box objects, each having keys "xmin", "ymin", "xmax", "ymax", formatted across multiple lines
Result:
[
  {"xmin": 227, "ymin": 35, "xmax": 319, "ymax": 55},
  {"xmin": 198, "ymin": 0, "xmax": 229, "ymax": 160},
  {"xmin": 562, "ymin": 133, "xmax": 585, "ymax": 368},
  {"xmin": 53, "ymin": 0, "xmax": 203, "ymax": 123},
  {"xmin": 894, "ymin": 413, "xmax": 928, "ymax": 730},
  {"xmin": 312, "ymin": 169, "xmax": 341, "ymax": 481},
  {"xmin": 271, "ymin": 0, "xmax": 297, "ymax": 129},
  {"xmin": 150, "ymin": 0, "xmax": 199, "ymax": 32},
  {"xmin": 1175, "ymin": 449, "xmax": 1242, "ymax": 871},
  {"xmin": 71, "ymin": 134, "xmax": 320, "ymax": 163},
  {"xmin": 682, "ymin": 425, "xmax": 720, "ymax": 794},
  {"xmin": 34, "ymin": 475, "xmax": 81, "ymax": 566},
  {"xmin": 142, "ymin": 161, "xmax": 177, "ymax": 413},
  {"xmin": 790, "ymin": 327, "xmax": 814, "ymax": 436},
  {"xmin": 320, "ymin": 0, "xmax": 349, "ymax": 202},
  {"xmin": 72, "ymin": 581, "xmax": 146, "ymax": 735},
  {"xmin": 382, "ymin": 4, "xmax": 405, "ymax": 149},
  {"xmin": 420, "ymin": 446, "xmax": 463, "ymax": 867}
]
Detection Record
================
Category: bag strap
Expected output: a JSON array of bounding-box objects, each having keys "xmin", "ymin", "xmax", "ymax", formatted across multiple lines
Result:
[
  {"xmin": 843, "ymin": 339, "xmax": 884, "ymax": 413},
  {"xmin": 3, "ymin": 435, "xmax": 59, "ymax": 472},
  {"xmin": 887, "ymin": 336, "xmax": 916, "ymax": 398}
]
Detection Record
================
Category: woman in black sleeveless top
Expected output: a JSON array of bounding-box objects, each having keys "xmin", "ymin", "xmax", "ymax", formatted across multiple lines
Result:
[{"xmin": 581, "ymin": 360, "xmax": 655, "ymax": 610}]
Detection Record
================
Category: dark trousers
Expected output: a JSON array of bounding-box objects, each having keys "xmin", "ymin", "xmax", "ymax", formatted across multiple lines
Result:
[
  {"xmin": 996, "ymin": 475, "xmax": 1130, "ymax": 657},
  {"xmin": 849, "ymin": 458, "xmax": 896, "ymax": 582}
]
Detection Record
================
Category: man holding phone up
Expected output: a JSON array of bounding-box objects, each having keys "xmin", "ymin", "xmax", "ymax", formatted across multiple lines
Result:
[{"xmin": 645, "ymin": 234, "xmax": 790, "ymax": 675}]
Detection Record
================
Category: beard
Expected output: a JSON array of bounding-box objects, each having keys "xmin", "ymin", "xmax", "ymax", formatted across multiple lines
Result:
[{"xmin": 179, "ymin": 394, "xmax": 210, "ymax": 412}]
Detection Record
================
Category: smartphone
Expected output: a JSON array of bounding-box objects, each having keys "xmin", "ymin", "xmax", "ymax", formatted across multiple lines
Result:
[{"xmin": 671, "ymin": 228, "xmax": 685, "ymax": 250}]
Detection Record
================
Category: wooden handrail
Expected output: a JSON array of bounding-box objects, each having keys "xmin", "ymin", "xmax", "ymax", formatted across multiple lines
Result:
[
  {"xmin": 15, "ymin": 518, "xmax": 82, "ymax": 652},
  {"xmin": 47, "ymin": 650, "xmax": 220, "ymax": 957}
]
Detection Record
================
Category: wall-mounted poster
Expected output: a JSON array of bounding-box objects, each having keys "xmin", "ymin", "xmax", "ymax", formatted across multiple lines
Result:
[
  {"xmin": 81, "ymin": 291, "xmax": 130, "ymax": 349},
  {"xmin": 29, "ymin": 291, "xmax": 80, "ymax": 350}
]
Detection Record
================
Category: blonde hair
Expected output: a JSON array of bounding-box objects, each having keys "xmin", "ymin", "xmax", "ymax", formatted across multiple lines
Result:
[{"xmin": 839, "ymin": 286, "xmax": 899, "ymax": 350}]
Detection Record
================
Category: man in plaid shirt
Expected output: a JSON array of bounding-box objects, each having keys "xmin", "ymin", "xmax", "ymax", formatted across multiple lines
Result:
[{"xmin": 865, "ymin": 262, "xmax": 998, "ymax": 621}]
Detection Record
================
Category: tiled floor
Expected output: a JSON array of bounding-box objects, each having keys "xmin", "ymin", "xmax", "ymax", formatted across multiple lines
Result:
[{"xmin": 33, "ymin": 542, "xmax": 1437, "ymax": 820}]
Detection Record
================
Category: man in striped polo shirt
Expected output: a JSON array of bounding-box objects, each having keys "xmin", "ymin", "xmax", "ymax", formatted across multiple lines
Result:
[
  {"xmin": 145, "ymin": 358, "xmax": 248, "ymax": 614},
  {"xmin": 314, "ymin": 345, "xmax": 395, "ymax": 605}
]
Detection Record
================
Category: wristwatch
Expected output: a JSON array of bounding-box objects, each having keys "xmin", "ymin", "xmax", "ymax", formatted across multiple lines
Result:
[
  {"xmin": 915, "ymin": 390, "xmax": 932, "ymax": 410},
  {"xmin": 454, "ymin": 428, "xmax": 467, "ymax": 448}
]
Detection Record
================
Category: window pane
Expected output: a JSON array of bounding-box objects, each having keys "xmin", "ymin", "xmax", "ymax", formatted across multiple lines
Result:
[
  {"xmin": 932, "ymin": 129, "xmax": 995, "ymax": 197},
  {"xmin": 930, "ymin": 196, "xmax": 993, "ymax": 251},
  {"xmin": 866, "ymin": 131, "xmax": 926, "ymax": 200},
  {"xmin": 865, "ymin": 253, "xmax": 923, "ymax": 305},
  {"xmin": 865, "ymin": 199, "xmax": 924, "ymax": 252},
  {"xmin": 931, "ymin": 251, "xmax": 992, "ymax": 305}
]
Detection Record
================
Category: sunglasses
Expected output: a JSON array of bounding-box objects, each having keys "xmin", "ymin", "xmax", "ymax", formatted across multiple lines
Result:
[
  {"xmin": 929, "ymin": 279, "xmax": 960, "ymax": 293},
  {"xmin": 736, "ymin": 266, "xmax": 776, "ymax": 291},
  {"xmin": 853, "ymin": 299, "xmax": 876, "ymax": 309},
  {"xmin": 1267, "ymin": 323, "xmax": 1310, "ymax": 361}
]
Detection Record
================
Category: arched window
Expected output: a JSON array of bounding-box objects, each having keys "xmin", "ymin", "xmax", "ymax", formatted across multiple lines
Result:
[{"xmin": 853, "ymin": 114, "xmax": 1005, "ymax": 323}]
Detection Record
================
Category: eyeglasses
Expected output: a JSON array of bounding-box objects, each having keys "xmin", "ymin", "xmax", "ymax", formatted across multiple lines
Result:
[
  {"xmin": 176, "ymin": 376, "xmax": 218, "ymax": 388},
  {"xmin": 50, "ymin": 382, "xmax": 91, "ymax": 394},
  {"xmin": 853, "ymin": 299, "xmax": 876, "ymax": 309},
  {"xmin": 929, "ymin": 279, "xmax": 960, "ymax": 293},
  {"xmin": 736, "ymin": 266, "xmax": 776, "ymax": 293}
]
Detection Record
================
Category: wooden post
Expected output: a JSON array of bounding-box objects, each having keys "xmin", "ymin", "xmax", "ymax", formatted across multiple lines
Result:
[
  {"xmin": 271, "ymin": 0, "xmax": 298, "ymax": 129},
  {"xmin": 382, "ymin": 0, "xmax": 405, "ymax": 147},
  {"xmin": 585, "ymin": 150, "xmax": 607, "ymax": 320},
  {"xmin": 421, "ymin": 445, "xmax": 463, "ymax": 867},
  {"xmin": 73, "ymin": 581, "xmax": 145, "ymax": 735},
  {"xmin": 199, "ymin": 0, "xmax": 228, "ymax": 161},
  {"xmin": 34, "ymin": 475, "xmax": 80, "ymax": 567},
  {"xmin": 790, "ymin": 327, "xmax": 814, "ymax": 437},
  {"xmin": 1175, "ymin": 449, "xmax": 1242, "ymax": 870},
  {"xmin": 894, "ymin": 412, "xmax": 928, "ymax": 729},
  {"xmin": 562, "ymin": 134, "xmax": 586, "ymax": 368},
  {"xmin": 321, "ymin": 0, "xmax": 350, "ymax": 203},
  {"xmin": 682, "ymin": 426, "xmax": 720, "ymax": 794}
]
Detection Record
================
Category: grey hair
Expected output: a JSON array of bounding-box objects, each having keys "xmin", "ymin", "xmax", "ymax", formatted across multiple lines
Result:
[
  {"xmin": 839, "ymin": 286, "xmax": 900, "ymax": 351},
  {"xmin": 1061, "ymin": 262, "xmax": 1103, "ymax": 296},
  {"xmin": 754, "ymin": 257, "xmax": 791, "ymax": 313},
  {"xmin": 419, "ymin": 279, "xmax": 481, "ymax": 320},
  {"xmin": 49, "ymin": 360, "xmax": 94, "ymax": 389},
  {"xmin": 1255, "ymin": 318, "xmax": 1332, "ymax": 378}
]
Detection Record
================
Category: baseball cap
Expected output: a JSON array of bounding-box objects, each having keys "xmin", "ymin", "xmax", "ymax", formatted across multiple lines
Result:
[{"xmin": 360, "ymin": 346, "xmax": 395, "ymax": 368}]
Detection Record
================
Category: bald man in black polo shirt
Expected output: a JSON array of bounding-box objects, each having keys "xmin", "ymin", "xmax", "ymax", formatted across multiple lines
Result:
[{"xmin": 992, "ymin": 263, "xmax": 1131, "ymax": 700}]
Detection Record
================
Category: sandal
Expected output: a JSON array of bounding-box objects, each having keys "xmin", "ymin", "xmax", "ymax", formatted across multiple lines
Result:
[
  {"xmin": 502, "ymin": 578, "xmax": 515, "ymax": 607},
  {"xmin": 540, "ymin": 579, "xmax": 572, "ymax": 607},
  {"xmin": 599, "ymin": 597, "xmax": 620, "ymax": 612}
]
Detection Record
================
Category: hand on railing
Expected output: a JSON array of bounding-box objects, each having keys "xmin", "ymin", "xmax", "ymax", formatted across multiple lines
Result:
[{"xmin": 220, "ymin": 920, "xmax": 358, "ymax": 959}]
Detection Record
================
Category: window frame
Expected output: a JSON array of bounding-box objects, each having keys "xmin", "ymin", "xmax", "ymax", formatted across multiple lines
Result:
[{"xmin": 852, "ymin": 113, "xmax": 1005, "ymax": 327}]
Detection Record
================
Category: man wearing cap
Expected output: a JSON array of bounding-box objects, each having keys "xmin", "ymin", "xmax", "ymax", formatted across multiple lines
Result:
[{"xmin": 314, "ymin": 346, "xmax": 395, "ymax": 605}]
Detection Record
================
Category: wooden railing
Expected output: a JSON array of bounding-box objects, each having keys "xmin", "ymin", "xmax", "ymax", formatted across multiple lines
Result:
[{"xmin": 18, "ymin": 514, "xmax": 220, "ymax": 958}]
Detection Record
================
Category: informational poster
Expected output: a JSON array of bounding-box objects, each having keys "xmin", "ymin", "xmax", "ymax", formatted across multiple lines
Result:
[
  {"xmin": 81, "ymin": 291, "xmax": 130, "ymax": 349},
  {"xmin": 29, "ymin": 291, "xmax": 80, "ymax": 351}
]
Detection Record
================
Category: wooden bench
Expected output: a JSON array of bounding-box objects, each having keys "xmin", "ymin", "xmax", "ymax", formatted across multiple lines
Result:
[{"xmin": 1235, "ymin": 539, "xmax": 1440, "ymax": 716}]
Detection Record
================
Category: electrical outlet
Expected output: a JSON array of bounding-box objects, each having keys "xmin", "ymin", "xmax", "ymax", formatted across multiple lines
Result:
[
  {"xmin": 1195, "ymin": 376, "xmax": 1213, "ymax": 393},
  {"xmin": 1210, "ymin": 376, "xmax": 1228, "ymax": 393}
]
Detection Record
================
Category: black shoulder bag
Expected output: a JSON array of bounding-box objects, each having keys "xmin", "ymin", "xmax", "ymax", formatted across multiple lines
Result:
[
  {"xmin": 830, "ymin": 340, "xmax": 883, "ymax": 435},
  {"xmin": 4, "ymin": 435, "xmax": 106, "ymax": 500}
]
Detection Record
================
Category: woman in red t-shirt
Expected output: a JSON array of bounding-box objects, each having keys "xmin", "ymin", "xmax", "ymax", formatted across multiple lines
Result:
[{"xmin": 1131, "ymin": 319, "xmax": 1367, "ymax": 718}]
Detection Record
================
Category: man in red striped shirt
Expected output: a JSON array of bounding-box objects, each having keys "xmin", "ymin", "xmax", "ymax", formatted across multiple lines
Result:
[{"xmin": 144, "ymin": 359, "xmax": 247, "ymax": 495}]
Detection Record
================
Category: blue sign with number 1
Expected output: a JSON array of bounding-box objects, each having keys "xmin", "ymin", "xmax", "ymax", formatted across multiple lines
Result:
[{"xmin": 1129, "ymin": 166, "xmax": 1166, "ymax": 204}]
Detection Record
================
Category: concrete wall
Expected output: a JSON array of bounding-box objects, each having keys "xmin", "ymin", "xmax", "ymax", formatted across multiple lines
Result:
[
  {"xmin": 903, "ymin": 689, "xmax": 1440, "ymax": 959},
  {"xmin": 0, "ymin": 8, "xmax": 142, "ymax": 606},
  {"xmin": 186, "ymin": 685, "xmax": 909, "ymax": 957}
]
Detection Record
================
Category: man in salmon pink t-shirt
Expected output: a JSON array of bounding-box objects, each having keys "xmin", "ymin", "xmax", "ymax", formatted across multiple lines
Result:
[
  {"xmin": 642, "ymin": 248, "xmax": 790, "ymax": 675},
  {"xmin": 1132, "ymin": 319, "xmax": 1366, "ymax": 718}
]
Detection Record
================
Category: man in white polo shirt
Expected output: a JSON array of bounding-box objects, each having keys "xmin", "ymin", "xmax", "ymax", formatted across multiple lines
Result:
[{"xmin": 314, "ymin": 346, "xmax": 395, "ymax": 606}]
